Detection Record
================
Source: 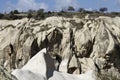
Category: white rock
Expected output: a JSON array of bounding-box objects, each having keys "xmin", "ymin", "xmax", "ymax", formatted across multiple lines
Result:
[
  {"xmin": 49, "ymin": 70, "xmax": 96, "ymax": 80},
  {"xmin": 12, "ymin": 48, "xmax": 55, "ymax": 80}
]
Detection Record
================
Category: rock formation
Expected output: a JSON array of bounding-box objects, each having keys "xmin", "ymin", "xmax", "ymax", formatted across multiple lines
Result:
[
  {"xmin": 12, "ymin": 48, "xmax": 96, "ymax": 80},
  {"xmin": 0, "ymin": 16, "xmax": 120, "ymax": 79}
]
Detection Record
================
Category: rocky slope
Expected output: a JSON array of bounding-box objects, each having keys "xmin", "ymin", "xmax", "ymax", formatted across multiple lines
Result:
[{"xmin": 0, "ymin": 16, "xmax": 120, "ymax": 79}]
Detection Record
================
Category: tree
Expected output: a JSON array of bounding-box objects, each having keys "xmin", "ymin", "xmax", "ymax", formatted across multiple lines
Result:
[
  {"xmin": 68, "ymin": 6, "xmax": 75, "ymax": 11},
  {"xmin": 60, "ymin": 7, "xmax": 67, "ymax": 12},
  {"xmin": 35, "ymin": 8, "xmax": 45, "ymax": 19},
  {"xmin": 78, "ymin": 8, "xmax": 86, "ymax": 13},
  {"xmin": 27, "ymin": 9, "xmax": 34, "ymax": 19},
  {"xmin": 7, "ymin": 11, "xmax": 18, "ymax": 20},
  {"xmin": 99, "ymin": 7, "xmax": 108, "ymax": 13},
  {"xmin": 28, "ymin": 9, "xmax": 36, "ymax": 14},
  {"xmin": 13, "ymin": 10, "xmax": 19, "ymax": 14},
  {"xmin": 9, "ymin": 11, "xmax": 15, "ymax": 19},
  {"xmin": 37, "ymin": 9, "xmax": 44, "ymax": 15}
]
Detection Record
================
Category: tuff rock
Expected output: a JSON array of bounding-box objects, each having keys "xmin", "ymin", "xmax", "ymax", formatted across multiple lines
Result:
[{"xmin": 0, "ymin": 16, "xmax": 120, "ymax": 79}]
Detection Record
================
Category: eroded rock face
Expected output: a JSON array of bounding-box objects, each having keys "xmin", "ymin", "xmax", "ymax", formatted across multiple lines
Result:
[
  {"xmin": 0, "ymin": 16, "xmax": 120, "ymax": 78},
  {"xmin": 12, "ymin": 48, "xmax": 97, "ymax": 80},
  {"xmin": 12, "ymin": 48, "xmax": 54, "ymax": 80}
]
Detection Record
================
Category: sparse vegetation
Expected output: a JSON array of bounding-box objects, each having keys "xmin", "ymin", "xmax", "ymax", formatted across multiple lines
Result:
[
  {"xmin": 68, "ymin": 6, "xmax": 75, "ymax": 11},
  {"xmin": 13, "ymin": 10, "xmax": 19, "ymax": 14},
  {"xmin": 78, "ymin": 8, "xmax": 86, "ymax": 13},
  {"xmin": 99, "ymin": 7, "xmax": 108, "ymax": 13},
  {"xmin": 35, "ymin": 9, "xmax": 45, "ymax": 20},
  {"xmin": 0, "ymin": 7, "xmax": 119, "ymax": 20}
]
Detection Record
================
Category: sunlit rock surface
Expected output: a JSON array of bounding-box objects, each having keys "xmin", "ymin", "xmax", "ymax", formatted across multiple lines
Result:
[
  {"xmin": 12, "ymin": 48, "xmax": 96, "ymax": 80},
  {"xmin": 0, "ymin": 16, "xmax": 120, "ymax": 79}
]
